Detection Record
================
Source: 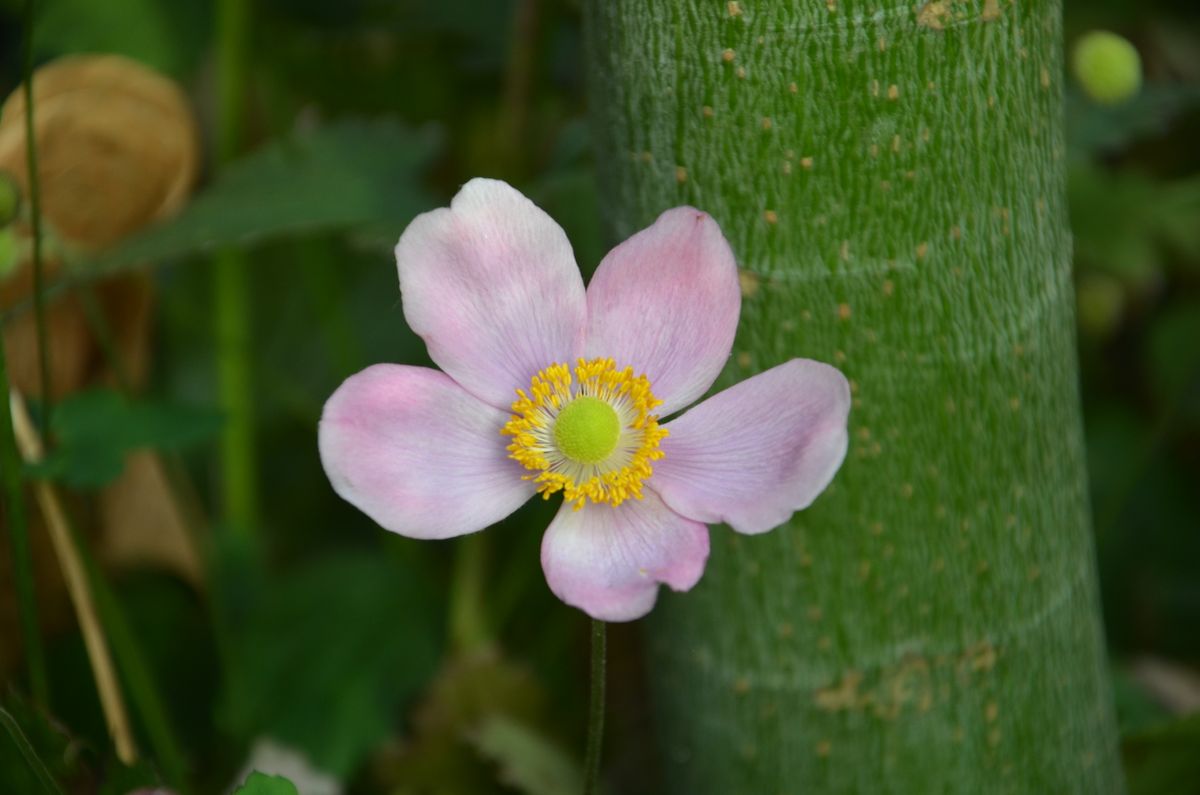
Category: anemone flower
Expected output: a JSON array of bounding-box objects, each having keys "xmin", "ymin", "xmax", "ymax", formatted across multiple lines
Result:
[{"xmin": 319, "ymin": 179, "xmax": 850, "ymax": 621}]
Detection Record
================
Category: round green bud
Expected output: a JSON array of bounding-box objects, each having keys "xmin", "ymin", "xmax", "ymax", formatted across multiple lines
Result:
[
  {"xmin": 1076, "ymin": 272, "xmax": 1125, "ymax": 338},
  {"xmin": 1072, "ymin": 31, "xmax": 1142, "ymax": 106},
  {"xmin": 554, "ymin": 396, "xmax": 621, "ymax": 464},
  {"xmin": 0, "ymin": 171, "xmax": 20, "ymax": 226}
]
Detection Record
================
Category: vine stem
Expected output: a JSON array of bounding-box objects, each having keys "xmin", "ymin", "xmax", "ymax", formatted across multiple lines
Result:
[
  {"xmin": 9, "ymin": 390, "xmax": 138, "ymax": 765},
  {"xmin": 22, "ymin": 0, "xmax": 52, "ymax": 438},
  {"xmin": 0, "ymin": 706, "xmax": 65, "ymax": 795},
  {"xmin": 0, "ymin": 332, "xmax": 47, "ymax": 705},
  {"xmin": 448, "ymin": 533, "xmax": 490, "ymax": 652},
  {"xmin": 582, "ymin": 618, "xmax": 606, "ymax": 795},
  {"xmin": 214, "ymin": 0, "xmax": 257, "ymax": 535}
]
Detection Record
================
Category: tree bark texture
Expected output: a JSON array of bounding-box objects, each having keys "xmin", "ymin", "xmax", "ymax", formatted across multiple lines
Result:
[{"xmin": 584, "ymin": 1, "xmax": 1122, "ymax": 792}]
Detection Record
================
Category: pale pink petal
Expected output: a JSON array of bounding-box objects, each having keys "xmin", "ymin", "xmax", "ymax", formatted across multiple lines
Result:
[
  {"xmin": 540, "ymin": 491, "xmax": 709, "ymax": 622},
  {"xmin": 650, "ymin": 359, "xmax": 850, "ymax": 535},
  {"xmin": 396, "ymin": 178, "xmax": 586, "ymax": 409},
  {"xmin": 319, "ymin": 364, "xmax": 535, "ymax": 539},
  {"xmin": 584, "ymin": 208, "xmax": 740, "ymax": 415}
]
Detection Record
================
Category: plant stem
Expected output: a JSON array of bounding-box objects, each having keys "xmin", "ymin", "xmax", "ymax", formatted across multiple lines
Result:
[
  {"xmin": 499, "ymin": 0, "xmax": 539, "ymax": 177},
  {"xmin": 76, "ymin": 286, "xmax": 132, "ymax": 392},
  {"xmin": 582, "ymin": 618, "xmax": 606, "ymax": 795},
  {"xmin": 59, "ymin": 297, "xmax": 192, "ymax": 788},
  {"xmin": 1, "ymin": 350, "xmax": 48, "ymax": 705},
  {"xmin": 214, "ymin": 0, "xmax": 257, "ymax": 535},
  {"xmin": 9, "ymin": 390, "xmax": 138, "ymax": 765},
  {"xmin": 79, "ymin": 526, "xmax": 190, "ymax": 790},
  {"xmin": 21, "ymin": 0, "xmax": 52, "ymax": 434},
  {"xmin": 0, "ymin": 706, "xmax": 65, "ymax": 795},
  {"xmin": 448, "ymin": 533, "xmax": 490, "ymax": 652}
]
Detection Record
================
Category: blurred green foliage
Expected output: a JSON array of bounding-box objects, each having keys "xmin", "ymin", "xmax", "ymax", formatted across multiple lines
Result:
[
  {"xmin": 93, "ymin": 120, "xmax": 442, "ymax": 277},
  {"xmin": 234, "ymin": 771, "xmax": 300, "ymax": 795},
  {"xmin": 29, "ymin": 390, "xmax": 222, "ymax": 488},
  {"xmin": 0, "ymin": 0, "xmax": 1197, "ymax": 792}
]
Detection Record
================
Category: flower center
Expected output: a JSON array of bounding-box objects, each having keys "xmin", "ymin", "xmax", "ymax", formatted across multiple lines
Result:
[
  {"xmin": 502, "ymin": 357, "xmax": 668, "ymax": 509},
  {"xmin": 553, "ymin": 396, "xmax": 620, "ymax": 464}
]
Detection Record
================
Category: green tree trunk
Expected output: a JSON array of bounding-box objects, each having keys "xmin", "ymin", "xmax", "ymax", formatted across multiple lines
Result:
[{"xmin": 584, "ymin": 1, "xmax": 1122, "ymax": 792}]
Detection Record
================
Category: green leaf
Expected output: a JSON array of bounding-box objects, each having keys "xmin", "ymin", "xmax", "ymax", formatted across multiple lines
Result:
[
  {"xmin": 0, "ymin": 703, "xmax": 66, "ymax": 795},
  {"xmin": 1069, "ymin": 164, "xmax": 1200, "ymax": 287},
  {"xmin": 96, "ymin": 758, "xmax": 160, "ymax": 795},
  {"xmin": 92, "ymin": 119, "xmax": 440, "ymax": 275},
  {"xmin": 471, "ymin": 715, "xmax": 582, "ymax": 795},
  {"xmin": 232, "ymin": 771, "xmax": 300, "ymax": 795},
  {"xmin": 33, "ymin": 0, "xmax": 210, "ymax": 78},
  {"xmin": 1122, "ymin": 712, "xmax": 1200, "ymax": 795},
  {"xmin": 1067, "ymin": 83, "xmax": 1200, "ymax": 156},
  {"xmin": 219, "ymin": 551, "xmax": 444, "ymax": 778},
  {"xmin": 1146, "ymin": 302, "xmax": 1200, "ymax": 426},
  {"xmin": 1111, "ymin": 667, "xmax": 1172, "ymax": 736},
  {"xmin": 32, "ymin": 389, "xmax": 222, "ymax": 488},
  {"xmin": 526, "ymin": 169, "xmax": 604, "ymax": 277}
]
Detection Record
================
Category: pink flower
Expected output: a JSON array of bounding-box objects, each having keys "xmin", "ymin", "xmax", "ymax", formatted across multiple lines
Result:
[{"xmin": 318, "ymin": 179, "xmax": 850, "ymax": 621}]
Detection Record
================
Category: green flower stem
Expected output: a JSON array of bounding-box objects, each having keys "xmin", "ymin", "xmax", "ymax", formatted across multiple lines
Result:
[
  {"xmin": 22, "ymin": 0, "xmax": 52, "ymax": 436},
  {"xmin": 585, "ymin": 1, "xmax": 1121, "ymax": 792},
  {"xmin": 1, "ymin": 351, "xmax": 48, "ymax": 705},
  {"xmin": 214, "ymin": 0, "xmax": 257, "ymax": 535},
  {"xmin": 582, "ymin": 619, "xmax": 606, "ymax": 795},
  {"xmin": 449, "ymin": 533, "xmax": 492, "ymax": 651},
  {"xmin": 0, "ymin": 706, "xmax": 65, "ymax": 795},
  {"xmin": 7, "ymin": 0, "xmax": 50, "ymax": 708}
]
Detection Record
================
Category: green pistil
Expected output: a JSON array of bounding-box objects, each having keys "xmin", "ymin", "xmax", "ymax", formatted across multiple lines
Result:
[{"xmin": 554, "ymin": 397, "xmax": 620, "ymax": 464}]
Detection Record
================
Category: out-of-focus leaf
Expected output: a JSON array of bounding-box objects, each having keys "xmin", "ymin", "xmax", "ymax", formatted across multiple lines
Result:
[
  {"xmin": 232, "ymin": 771, "xmax": 299, "ymax": 795},
  {"xmin": 1076, "ymin": 271, "xmax": 1126, "ymax": 338},
  {"xmin": 93, "ymin": 120, "xmax": 440, "ymax": 275},
  {"xmin": 219, "ymin": 551, "xmax": 443, "ymax": 779},
  {"xmin": 1067, "ymin": 83, "xmax": 1200, "ymax": 155},
  {"xmin": 1146, "ymin": 301, "xmax": 1200, "ymax": 426},
  {"xmin": 32, "ymin": 0, "xmax": 210, "ymax": 78},
  {"xmin": 1, "ymin": 696, "xmax": 159, "ymax": 794},
  {"xmin": 393, "ymin": 0, "xmax": 515, "ymax": 69},
  {"xmin": 1069, "ymin": 164, "xmax": 1200, "ymax": 287},
  {"xmin": 0, "ymin": 701, "xmax": 67, "ymax": 795},
  {"xmin": 380, "ymin": 650, "xmax": 549, "ymax": 793},
  {"xmin": 31, "ymin": 389, "xmax": 221, "ymax": 488},
  {"xmin": 1112, "ymin": 666, "xmax": 1173, "ymax": 736},
  {"xmin": 1122, "ymin": 712, "xmax": 1200, "ymax": 795},
  {"xmin": 471, "ymin": 715, "xmax": 582, "ymax": 795},
  {"xmin": 235, "ymin": 739, "xmax": 341, "ymax": 795},
  {"xmin": 526, "ymin": 169, "xmax": 603, "ymax": 277},
  {"xmin": 96, "ymin": 758, "xmax": 159, "ymax": 795},
  {"xmin": 0, "ymin": 692, "xmax": 97, "ymax": 794}
]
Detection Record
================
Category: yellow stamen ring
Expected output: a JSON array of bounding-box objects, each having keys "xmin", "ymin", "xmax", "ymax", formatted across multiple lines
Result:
[{"xmin": 502, "ymin": 357, "xmax": 668, "ymax": 509}]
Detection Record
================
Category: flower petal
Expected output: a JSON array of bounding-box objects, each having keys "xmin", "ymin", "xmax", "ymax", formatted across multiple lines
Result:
[
  {"xmin": 396, "ymin": 178, "xmax": 586, "ymax": 409},
  {"xmin": 319, "ymin": 364, "xmax": 535, "ymax": 539},
  {"xmin": 540, "ymin": 491, "xmax": 709, "ymax": 622},
  {"xmin": 584, "ymin": 208, "xmax": 740, "ymax": 415},
  {"xmin": 650, "ymin": 359, "xmax": 850, "ymax": 535}
]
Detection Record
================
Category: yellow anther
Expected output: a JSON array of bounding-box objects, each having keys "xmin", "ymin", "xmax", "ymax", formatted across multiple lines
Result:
[{"xmin": 501, "ymin": 357, "xmax": 667, "ymax": 508}]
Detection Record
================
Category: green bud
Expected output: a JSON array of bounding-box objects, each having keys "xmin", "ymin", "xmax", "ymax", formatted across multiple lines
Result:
[
  {"xmin": 0, "ymin": 171, "xmax": 20, "ymax": 226},
  {"xmin": 1072, "ymin": 31, "xmax": 1142, "ymax": 106},
  {"xmin": 1076, "ymin": 272, "xmax": 1125, "ymax": 338}
]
